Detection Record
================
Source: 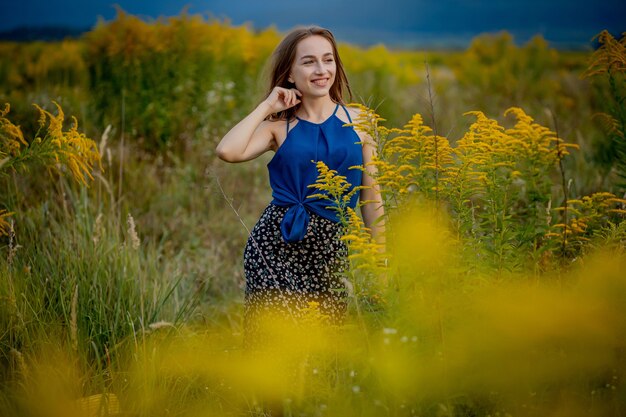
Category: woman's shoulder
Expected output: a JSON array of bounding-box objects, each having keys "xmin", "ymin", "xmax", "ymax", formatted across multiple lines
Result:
[
  {"xmin": 340, "ymin": 104, "xmax": 373, "ymax": 141},
  {"xmin": 262, "ymin": 117, "xmax": 295, "ymax": 149},
  {"xmin": 345, "ymin": 104, "xmax": 361, "ymax": 118},
  {"xmin": 344, "ymin": 104, "xmax": 372, "ymax": 126},
  {"xmin": 334, "ymin": 103, "xmax": 360, "ymax": 125}
]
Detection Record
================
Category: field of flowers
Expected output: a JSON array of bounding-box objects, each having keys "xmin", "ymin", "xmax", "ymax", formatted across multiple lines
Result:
[{"xmin": 0, "ymin": 9, "xmax": 625, "ymax": 417}]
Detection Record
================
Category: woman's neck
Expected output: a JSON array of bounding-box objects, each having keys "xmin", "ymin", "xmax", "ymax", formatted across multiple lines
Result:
[{"xmin": 296, "ymin": 97, "xmax": 336, "ymax": 122}]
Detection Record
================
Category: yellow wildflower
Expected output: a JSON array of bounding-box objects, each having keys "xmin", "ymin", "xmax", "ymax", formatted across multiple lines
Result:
[
  {"xmin": 0, "ymin": 103, "xmax": 28, "ymax": 158},
  {"xmin": 32, "ymin": 102, "xmax": 102, "ymax": 185},
  {"xmin": 0, "ymin": 209, "xmax": 13, "ymax": 237},
  {"xmin": 299, "ymin": 300, "xmax": 331, "ymax": 325},
  {"xmin": 582, "ymin": 30, "xmax": 626, "ymax": 79}
]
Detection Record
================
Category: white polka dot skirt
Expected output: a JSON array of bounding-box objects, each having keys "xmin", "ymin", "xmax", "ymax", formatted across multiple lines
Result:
[{"xmin": 242, "ymin": 203, "xmax": 349, "ymax": 350}]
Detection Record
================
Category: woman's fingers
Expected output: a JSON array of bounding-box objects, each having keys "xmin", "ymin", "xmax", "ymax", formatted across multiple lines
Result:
[
  {"xmin": 290, "ymin": 88, "xmax": 301, "ymax": 106},
  {"xmin": 271, "ymin": 86, "xmax": 301, "ymax": 110},
  {"xmin": 285, "ymin": 89, "xmax": 294, "ymax": 107}
]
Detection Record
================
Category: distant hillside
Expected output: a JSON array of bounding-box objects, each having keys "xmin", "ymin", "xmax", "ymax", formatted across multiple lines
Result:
[
  {"xmin": 0, "ymin": 25, "xmax": 90, "ymax": 41},
  {"xmin": 0, "ymin": 24, "xmax": 599, "ymax": 50}
]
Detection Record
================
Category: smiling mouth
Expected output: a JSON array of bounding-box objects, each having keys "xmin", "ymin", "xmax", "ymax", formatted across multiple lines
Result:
[{"xmin": 312, "ymin": 79, "xmax": 329, "ymax": 86}]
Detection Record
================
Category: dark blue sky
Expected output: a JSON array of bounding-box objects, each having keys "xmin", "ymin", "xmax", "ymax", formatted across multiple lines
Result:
[{"xmin": 1, "ymin": 0, "xmax": 624, "ymax": 49}]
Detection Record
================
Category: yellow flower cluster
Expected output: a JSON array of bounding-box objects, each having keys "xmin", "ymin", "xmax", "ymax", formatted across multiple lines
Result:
[
  {"xmin": 85, "ymin": 8, "xmax": 280, "ymax": 68},
  {"xmin": 386, "ymin": 113, "xmax": 454, "ymax": 197},
  {"xmin": 299, "ymin": 300, "xmax": 331, "ymax": 325},
  {"xmin": 548, "ymin": 192, "xmax": 626, "ymax": 243},
  {"xmin": 445, "ymin": 111, "xmax": 508, "ymax": 199},
  {"xmin": 344, "ymin": 103, "xmax": 421, "ymax": 202},
  {"xmin": 339, "ymin": 43, "xmax": 424, "ymax": 86},
  {"xmin": 31, "ymin": 101, "xmax": 102, "ymax": 186},
  {"xmin": 0, "ymin": 103, "xmax": 28, "ymax": 158},
  {"xmin": 0, "ymin": 209, "xmax": 13, "ymax": 236},
  {"xmin": 0, "ymin": 102, "xmax": 102, "ymax": 236},
  {"xmin": 307, "ymin": 160, "xmax": 363, "ymax": 221},
  {"xmin": 452, "ymin": 32, "xmax": 560, "ymax": 108},
  {"xmin": 0, "ymin": 40, "xmax": 87, "ymax": 90},
  {"xmin": 340, "ymin": 207, "xmax": 386, "ymax": 275},
  {"xmin": 348, "ymin": 104, "xmax": 576, "ymax": 210},
  {"xmin": 582, "ymin": 30, "xmax": 626, "ymax": 78},
  {"xmin": 447, "ymin": 108, "xmax": 578, "ymax": 195},
  {"xmin": 581, "ymin": 30, "xmax": 625, "ymax": 147},
  {"xmin": 0, "ymin": 103, "xmax": 20, "ymax": 236},
  {"xmin": 504, "ymin": 107, "xmax": 578, "ymax": 164},
  {"xmin": 308, "ymin": 159, "xmax": 386, "ymax": 291},
  {"xmin": 343, "ymin": 103, "xmax": 592, "ymax": 267}
]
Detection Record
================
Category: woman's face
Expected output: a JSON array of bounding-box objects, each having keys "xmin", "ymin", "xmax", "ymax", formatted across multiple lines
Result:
[{"xmin": 288, "ymin": 35, "xmax": 336, "ymax": 98}]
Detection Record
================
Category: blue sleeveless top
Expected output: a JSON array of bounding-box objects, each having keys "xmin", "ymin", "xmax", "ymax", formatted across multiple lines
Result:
[{"xmin": 267, "ymin": 103, "xmax": 363, "ymax": 243}]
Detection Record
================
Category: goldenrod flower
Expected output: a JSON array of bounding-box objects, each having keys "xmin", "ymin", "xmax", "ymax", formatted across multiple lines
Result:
[
  {"xmin": 299, "ymin": 301, "xmax": 331, "ymax": 325},
  {"xmin": 307, "ymin": 160, "xmax": 363, "ymax": 224},
  {"xmin": 340, "ymin": 207, "xmax": 386, "ymax": 275},
  {"xmin": 1, "ymin": 101, "xmax": 102, "ymax": 187},
  {"xmin": 0, "ymin": 103, "xmax": 28, "ymax": 158},
  {"xmin": 0, "ymin": 209, "xmax": 13, "ymax": 237},
  {"xmin": 547, "ymin": 192, "xmax": 626, "ymax": 251},
  {"xmin": 31, "ymin": 101, "xmax": 102, "ymax": 185},
  {"xmin": 582, "ymin": 30, "xmax": 626, "ymax": 78}
]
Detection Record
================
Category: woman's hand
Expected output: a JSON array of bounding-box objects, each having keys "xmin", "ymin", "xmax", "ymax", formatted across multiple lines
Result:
[{"xmin": 263, "ymin": 86, "xmax": 302, "ymax": 114}]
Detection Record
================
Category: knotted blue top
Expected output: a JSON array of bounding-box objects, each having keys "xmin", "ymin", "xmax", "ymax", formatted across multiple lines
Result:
[{"xmin": 267, "ymin": 103, "xmax": 363, "ymax": 243}]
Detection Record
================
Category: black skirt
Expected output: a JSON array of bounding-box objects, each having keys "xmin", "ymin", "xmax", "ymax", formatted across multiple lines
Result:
[{"xmin": 242, "ymin": 203, "xmax": 349, "ymax": 349}]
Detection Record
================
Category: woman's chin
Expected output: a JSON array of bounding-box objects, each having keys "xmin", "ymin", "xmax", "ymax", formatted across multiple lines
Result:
[{"xmin": 302, "ymin": 90, "xmax": 330, "ymax": 99}]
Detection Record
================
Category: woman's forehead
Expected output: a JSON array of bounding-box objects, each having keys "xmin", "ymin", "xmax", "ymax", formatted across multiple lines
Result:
[{"xmin": 295, "ymin": 36, "xmax": 334, "ymax": 58}]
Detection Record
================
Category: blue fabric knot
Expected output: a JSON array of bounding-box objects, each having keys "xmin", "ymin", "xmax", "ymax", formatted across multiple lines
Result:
[{"xmin": 280, "ymin": 202, "xmax": 309, "ymax": 243}]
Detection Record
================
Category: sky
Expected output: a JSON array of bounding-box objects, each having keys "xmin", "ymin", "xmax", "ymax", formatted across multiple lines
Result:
[{"xmin": 1, "ymin": 0, "xmax": 624, "ymax": 49}]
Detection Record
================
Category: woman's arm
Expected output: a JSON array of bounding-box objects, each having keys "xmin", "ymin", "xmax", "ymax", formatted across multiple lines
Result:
[
  {"xmin": 215, "ymin": 101, "xmax": 274, "ymax": 163},
  {"xmin": 360, "ymin": 138, "xmax": 385, "ymax": 244},
  {"xmin": 216, "ymin": 87, "xmax": 301, "ymax": 163}
]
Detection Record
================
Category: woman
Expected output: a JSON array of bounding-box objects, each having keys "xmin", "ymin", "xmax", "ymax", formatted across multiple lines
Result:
[{"xmin": 216, "ymin": 25, "xmax": 385, "ymax": 350}]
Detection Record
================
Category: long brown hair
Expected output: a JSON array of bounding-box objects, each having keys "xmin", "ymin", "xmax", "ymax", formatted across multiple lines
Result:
[{"xmin": 264, "ymin": 25, "xmax": 353, "ymax": 122}]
